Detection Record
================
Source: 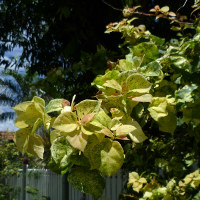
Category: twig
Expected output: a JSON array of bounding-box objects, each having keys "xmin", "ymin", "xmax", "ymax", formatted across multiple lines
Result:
[
  {"xmin": 134, "ymin": 11, "xmax": 193, "ymax": 25},
  {"xmin": 102, "ymin": 0, "xmax": 122, "ymax": 11},
  {"xmin": 176, "ymin": 0, "xmax": 189, "ymax": 13},
  {"xmin": 102, "ymin": 0, "xmax": 193, "ymax": 25}
]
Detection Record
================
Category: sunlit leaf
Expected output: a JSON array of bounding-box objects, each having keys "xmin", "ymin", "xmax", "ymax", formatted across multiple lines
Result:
[
  {"xmin": 45, "ymin": 99, "xmax": 63, "ymax": 113},
  {"xmin": 103, "ymin": 79, "xmax": 122, "ymax": 91},
  {"xmin": 27, "ymin": 134, "xmax": 44, "ymax": 159},
  {"xmin": 99, "ymin": 139, "xmax": 124, "ymax": 176},
  {"xmin": 15, "ymin": 103, "xmax": 43, "ymax": 128},
  {"xmin": 76, "ymin": 100, "xmax": 101, "ymax": 119},
  {"xmin": 50, "ymin": 130, "xmax": 61, "ymax": 144},
  {"xmin": 160, "ymin": 6, "xmax": 169, "ymax": 13},
  {"xmin": 53, "ymin": 112, "xmax": 78, "ymax": 133},
  {"xmin": 14, "ymin": 128, "xmax": 30, "ymax": 154},
  {"xmin": 148, "ymin": 97, "xmax": 177, "ymax": 134},
  {"xmin": 126, "ymin": 120, "xmax": 147, "ymax": 143},
  {"xmin": 51, "ymin": 137, "xmax": 76, "ymax": 171},
  {"xmin": 176, "ymin": 84, "xmax": 198, "ymax": 103},
  {"xmin": 126, "ymin": 73, "xmax": 152, "ymax": 93},
  {"xmin": 66, "ymin": 132, "xmax": 88, "ymax": 152}
]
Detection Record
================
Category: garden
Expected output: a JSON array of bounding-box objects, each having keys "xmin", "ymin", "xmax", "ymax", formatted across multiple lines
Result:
[{"xmin": 0, "ymin": 0, "xmax": 200, "ymax": 199}]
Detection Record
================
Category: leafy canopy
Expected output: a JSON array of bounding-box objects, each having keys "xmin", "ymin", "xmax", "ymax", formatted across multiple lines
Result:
[{"xmin": 13, "ymin": 1, "xmax": 200, "ymax": 199}]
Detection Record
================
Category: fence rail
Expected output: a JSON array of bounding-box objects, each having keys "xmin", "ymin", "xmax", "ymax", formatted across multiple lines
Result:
[{"xmin": 6, "ymin": 167, "xmax": 127, "ymax": 200}]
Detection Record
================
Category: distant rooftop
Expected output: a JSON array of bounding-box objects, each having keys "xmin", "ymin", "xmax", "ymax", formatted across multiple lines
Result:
[{"xmin": 0, "ymin": 131, "xmax": 15, "ymax": 140}]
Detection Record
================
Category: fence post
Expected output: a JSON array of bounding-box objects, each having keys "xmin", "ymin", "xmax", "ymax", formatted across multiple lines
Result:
[
  {"xmin": 22, "ymin": 157, "xmax": 28, "ymax": 200},
  {"xmin": 62, "ymin": 173, "xmax": 69, "ymax": 200}
]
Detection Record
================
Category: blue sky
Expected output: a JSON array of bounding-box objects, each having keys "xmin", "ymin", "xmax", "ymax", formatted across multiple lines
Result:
[{"xmin": 0, "ymin": 47, "xmax": 23, "ymax": 131}]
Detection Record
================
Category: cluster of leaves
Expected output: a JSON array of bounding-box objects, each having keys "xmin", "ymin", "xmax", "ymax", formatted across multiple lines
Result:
[
  {"xmin": 105, "ymin": 2, "xmax": 200, "ymax": 200},
  {"xmin": 13, "ymin": 89, "xmax": 148, "ymax": 199},
  {"xmin": 127, "ymin": 169, "xmax": 200, "ymax": 200},
  {"xmin": 13, "ymin": 2, "xmax": 200, "ymax": 200}
]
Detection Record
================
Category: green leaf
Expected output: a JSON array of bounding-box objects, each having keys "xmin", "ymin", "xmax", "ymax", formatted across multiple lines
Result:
[
  {"xmin": 81, "ymin": 122, "xmax": 102, "ymax": 135},
  {"xmin": 150, "ymin": 35, "xmax": 165, "ymax": 46},
  {"xmin": 103, "ymin": 79, "xmax": 122, "ymax": 91},
  {"xmin": 53, "ymin": 112, "xmax": 78, "ymax": 133},
  {"xmin": 130, "ymin": 42, "xmax": 159, "ymax": 64},
  {"xmin": 125, "ymin": 120, "xmax": 147, "ymax": 143},
  {"xmin": 27, "ymin": 134, "xmax": 44, "ymax": 159},
  {"xmin": 148, "ymin": 97, "xmax": 177, "ymax": 134},
  {"xmin": 14, "ymin": 127, "xmax": 44, "ymax": 159},
  {"xmin": 45, "ymin": 99, "xmax": 63, "ymax": 113},
  {"xmin": 91, "ymin": 111, "xmax": 113, "ymax": 129},
  {"xmin": 84, "ymin": 134, "xmax": 103, "ymax": 170},
  {"xmin": 128, "ymin": 172, "xmax": 147, "ymax": 193},
  {"xmin": 50, "ymin": 130, "xmax": 61, "ymax": 144},
  {"xmin": 99, "ymin": 139, "xmax": 124, "ymax": 176},
  {"xmin": 76, "ymin": 100, "xmax": 101, "ymax": 119},
  {"xmin": 12, "ymin": 101, "xmax": 32, "ymax": 115},
  {"xmin": 31, "ymin": 118, "xmax": 42, "ymax": 134},
  {"xmin": 160, "ymin": 6, "xmax": 169, "ymax": 12},
  {"xmin": 139, "ymin": 61, "xmax": 162, "ymax": 77},
  {"xmin": 130, "ymin": 94, "xmax": 152, "ymax": 103},
  {"xmin": 32, "ymin": 96, "xmax": 45, "ymax": 108},
  {"xmin": 92, "ymin": 70, "xmax": 120, "ymax": 89},
  {"xmin": 116, "ymin": 59, "xmax": 135, "ymax": 71},
  {"xmin": 48, "ymin": 158, "xmax": 62, "ymax": 174},
  {"xmin": 126, "ymin": 73, "xmax": 152, "ymax": 93},
  {"xmin": 116, "ymin": 125, "xmax": 136, "ymax": 137},
  {"xmin": 170, "ymin": 56, "xmax": 192, "ymax": 72},
  {"xmin": 70, "ymin": 154, "xmax": 90, "ymax": 167},
  {"xmin": 66, "ymin": 132, "xmax": 88, "ymax": 152},
  {"xmin": 51, "ymin": 137, "xmax": 76, "ymax": 172},
  {"xmin": 14, "ymin": 128, "xmax": 30, "ymax": 154},
  {"xmin": 67, "ymin": 167, "xmax": 105, "ymax": 200},
  {"xmin": 176, "ymin": 84, "xmax": 198, "ymax": 103},
  {"xmin": 14, "ymin": 102, "xmax": 44, "ymax": 128}
]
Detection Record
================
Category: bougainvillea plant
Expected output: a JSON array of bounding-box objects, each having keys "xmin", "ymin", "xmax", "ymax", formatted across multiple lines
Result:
[{"xmin": 13, "ymin": 2, "xmax": 200, "ymax": 199}]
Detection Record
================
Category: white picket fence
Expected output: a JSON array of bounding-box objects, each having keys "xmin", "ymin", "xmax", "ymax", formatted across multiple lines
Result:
[{"xmin": 6, "ymin": 168, "xmax": 127, "ymax": 200}]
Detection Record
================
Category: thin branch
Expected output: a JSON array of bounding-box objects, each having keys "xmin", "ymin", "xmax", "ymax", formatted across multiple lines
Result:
[
  {"xmin": 134, "ymin": 11, "xmax": 194, "ymax": 25},
  {"xmin": 102, "ymin": 0, "xmax": 193, "ymax": 25},
  {"xmin": 102, "ymin": 0, "xmax": 122, "ymax": 11},
  {"xmin": 176, "ymin": 0, "xmax": 189, "ymax": 13}
]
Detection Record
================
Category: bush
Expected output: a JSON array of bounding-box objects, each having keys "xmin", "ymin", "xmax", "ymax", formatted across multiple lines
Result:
[{"xmin": 13, "ymin": 2, "xmax": 200, "ymax": 199}]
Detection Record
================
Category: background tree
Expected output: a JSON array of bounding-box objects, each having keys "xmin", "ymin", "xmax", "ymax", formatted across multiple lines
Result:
[
  {"xmin": 0, "ymin": 0, "xmax": 195, "ymax": 101},
  {"xmin": 0, "ymin": 74, "xmax": 22, "ymax": 121}
]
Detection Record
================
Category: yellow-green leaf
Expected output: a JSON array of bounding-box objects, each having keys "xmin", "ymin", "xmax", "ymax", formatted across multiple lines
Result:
[
  {"xmin": 14, "ymin": 128, "xmax": 30, "ymax": 154},
  {"xmin": 99, "ymin": 139, "xmax": 124, "ymax": 176},
  {"xmin": 50, "ymin": 130, "xmax": 61, "ymax": 144},
  {"xmin": 116, "ymin": 124, "xmax": 136, "ymax": 137},
  {"xmin": 103, "ymin": 79, "xmax": 122, "ymax": 91},
  {"xmin": 126, "ymin": 73, "xmax": 152, "ymax": 93},
  {"xmin": 160, "ymin": 6, "xmax": 169, "ymax": 12},
  {"xmin": 15, "ymin": 103, "xmax": 43, "ymax": 128},
  {"xmin": 66, "ymin": 132, "xmax": 88, "ymax": 152},
  {"xmin": 27, "ymin": 134, "xmax": 44, "ymax": 159},
  {"xmin": 76, "ymin": 100, "xmax": 101, "ymax": 119},
  {"xmin": 53, "ymin": 112, "xmax": 78, "ymax": 133},
  {"xmin": 127, "ymin": 121, "xmax": 147, "ymax": 143},
  {"xmin": 148, "ymin": 97, "xmax": 177, "ymax": 134},
  {"xmin": 45, "ymin": 99, "xmax": 63, "ymax": 113}
]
